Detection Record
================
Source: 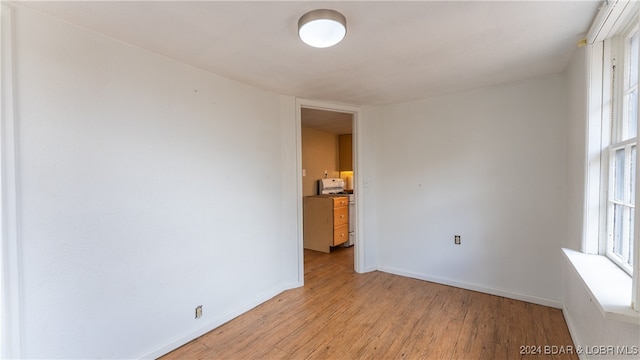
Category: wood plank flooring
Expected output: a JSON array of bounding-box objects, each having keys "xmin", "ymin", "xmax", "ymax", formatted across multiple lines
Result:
[{"xmin": 161, "ymin": 246, "xmax": 577, "ymax": 359}]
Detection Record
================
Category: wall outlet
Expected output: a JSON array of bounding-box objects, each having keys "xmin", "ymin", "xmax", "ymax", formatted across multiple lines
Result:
[
  {"xmin": 454, "ymin": 235, "xmax": 461, "ymax": 245},
  {"xmin": 195, "ymin": 305, "xmax": 203, "ymax": 319}
]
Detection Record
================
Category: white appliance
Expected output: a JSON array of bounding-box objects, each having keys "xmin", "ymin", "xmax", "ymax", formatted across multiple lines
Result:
[
  {"xmin": 319, "ymin": 178, "xmax": 346, "ymax": 194},
  {"xmin": 319, "ymin": 178, "xmax": 354, "ymax": 247},
  {"xmin": 345, "ymin": 193, "xmax": 355, "ymax": 247}
]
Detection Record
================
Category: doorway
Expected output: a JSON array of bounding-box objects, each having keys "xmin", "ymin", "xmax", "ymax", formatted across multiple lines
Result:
[
  {"xmin": 296, "ymin": 99, "xmax": 362, "ymax": 281},
  {"xmin": 300, "ymin": 108, "xmax": 353, "ymax": 197}
]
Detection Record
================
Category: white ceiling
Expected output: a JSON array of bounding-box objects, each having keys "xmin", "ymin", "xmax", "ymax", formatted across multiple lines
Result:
[{"xmin": 20, "ymin": 1, "xmax": 599, "ymax": 106}]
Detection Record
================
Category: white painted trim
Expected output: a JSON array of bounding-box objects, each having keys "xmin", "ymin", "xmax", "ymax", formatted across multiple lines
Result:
[
  {"xmin": 562, "ymin": 307, "xmax": 588, "ymax": 360},
  {"xmin": 563, "ymin": 248, "xmax": 639, "ymax": 324},
  {"xmin": 143, "ymin": 282, "xmax": 300, "ymax": 359},
  {"xmin": 632, "ymin": 9, "xmax": 640, "ymax": 313},
  {"xmin": 588, "ymin": 0, "xmax": 638, "ymax": 44},
  {"xmin": 584, "ymin": 42, "xmax": 605, "ymax": 255},
  {"xmin": 1, "ymin": 4, "xmax": 22, "ymax": 358},
  {"xmin": 352, "ymin": 104, "xmax": 370, "ymax": 274},
  {"xmin": 293, "ymin": 100, "xmax": 305, "ymax": 286},
  {"xmin": 587, "ymin": 0, "xmax": 616, "ymax": 44},
  {"xmin": 600, "ymin": 39, "xmax": 614, "ymax": 256},
  {"xmin": 295, "ymin": 98, "xmax": 366, "ymax": 273},
  {"xmin": 378, "ymin": 266, "xmax": 563, "ymax": 309},
  {"xmin": 362, "ymin": 265, "xmax": 378, "ymax": 273}
]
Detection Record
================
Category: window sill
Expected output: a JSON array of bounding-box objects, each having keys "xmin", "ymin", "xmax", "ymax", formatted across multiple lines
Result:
[{"xmin": 562, "ymin": 248, "xmax": 639, "ymax": 325}]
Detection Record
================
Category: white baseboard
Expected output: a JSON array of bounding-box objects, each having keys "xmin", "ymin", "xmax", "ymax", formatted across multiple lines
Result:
[
  {"xmin": 141, "ymin": 281, "xmax": 303, "ymax": 359},
  {"xmin": 361, "ymin": 265, "xmax": 378, "ymax": 273},
  {"xmin": 377, "ymin": 266, "xmax": 563, "ymax": 309}
]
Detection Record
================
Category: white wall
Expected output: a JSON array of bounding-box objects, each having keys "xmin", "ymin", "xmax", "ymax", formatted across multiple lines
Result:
[
  {"xmin": 564, "ymin": 261, "xmax": 640, "ymax": 359},
  {"xmin": 565, "ymin": 46, "xmax": 588, "ymax": 252},
  {"xmin": 359, "ymin": 106, "xmax": 383, "ymax": 272},
  {"xmin": 6, "ymin": 6, "xmax": 299, "ymax": 358},
  {"xmin": 366, "ymin": 75, "xmax": 568, "ymax": 306},
  {"xmin": 563, "ymin": 46, "xmax": 640, "ymax": 358}
]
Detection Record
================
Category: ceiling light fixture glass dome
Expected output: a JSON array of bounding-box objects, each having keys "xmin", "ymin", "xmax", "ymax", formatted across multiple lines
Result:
[{"xmin": 298, "ymin": 9, "xmax": 346, "ymax": 48}]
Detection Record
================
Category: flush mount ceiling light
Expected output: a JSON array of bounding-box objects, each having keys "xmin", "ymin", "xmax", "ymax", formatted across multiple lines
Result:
[{"xmin": 298, "ymin": 9, "xmax": 347, "ymax": 48}]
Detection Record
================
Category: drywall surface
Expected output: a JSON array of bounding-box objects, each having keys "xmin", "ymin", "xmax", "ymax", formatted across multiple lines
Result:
[
  {"xmin": 564, "ymin": 259, "xmax": 640, "ymax": 359},
  {"xmin": 359, "ymin": 106, "xmax": 383, "ymax": 272},
  {"xmin": 9, "ymin": 6, "xmax": 298, "ymax": 358},
  {"xmin": 565, "ymin": 46, "xmax": 587, "ymax": 252},
  {"xmin": 369, "ymin": 75, "xmax": 567, "ymax": 305}
]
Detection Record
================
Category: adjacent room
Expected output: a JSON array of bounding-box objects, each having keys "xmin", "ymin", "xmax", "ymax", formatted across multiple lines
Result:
[{"xmin": 1, "ymin": 1, "xmax": 639, "ymax": 359}]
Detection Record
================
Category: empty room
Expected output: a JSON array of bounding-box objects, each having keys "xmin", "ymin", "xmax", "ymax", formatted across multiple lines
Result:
[{"xmin": 1, "ymin": 1, "xmax": 639, "ymax": 359}]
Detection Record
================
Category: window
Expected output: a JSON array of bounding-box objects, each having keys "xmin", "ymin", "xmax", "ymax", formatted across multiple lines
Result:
[
  {"xmin": 606, "ymin": 23, "xmax": 639, "ymax": 275},
  {"xmin": 584, "ymin": 0, "xmax": 640, "ymax": 313}
]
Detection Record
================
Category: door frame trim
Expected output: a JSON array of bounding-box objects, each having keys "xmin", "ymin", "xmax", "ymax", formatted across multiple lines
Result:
[{"xmin": 295, "ymin": 98, "xmax": 365, "ymax": 280}]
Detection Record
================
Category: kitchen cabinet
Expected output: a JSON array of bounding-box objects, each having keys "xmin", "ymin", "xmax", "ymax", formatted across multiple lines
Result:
[
  {"xmin": 303, "ymin": 196, "xmax": 349, "ymax": 253},
  {"xmin": 339, "ymin": 134, "xmax": 352, "ymax": 172}
]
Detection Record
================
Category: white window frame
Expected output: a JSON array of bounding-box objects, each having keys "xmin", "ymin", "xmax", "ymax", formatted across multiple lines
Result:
[
  {"xmin": 605, "ymin": 21, "xmax": 638, "ymax": 275},
  {"xmin": 606, "ymin": 142, "xmax": 636, "ymax": 274},
  {"xmin": 585, "ymin": 0, "xmax": 640, "ymax": 312}
]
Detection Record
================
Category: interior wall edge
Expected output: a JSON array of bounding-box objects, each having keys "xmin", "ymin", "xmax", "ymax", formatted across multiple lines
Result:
[
  {"xmin": 0, "ymin": 3, "xmax": 23, "ymax": 358},
  {"xmin": 278, "ymin": 94, "xmax": 303, "ymax": 286},
  {"xmin": 562, "ymin": 307, "xmax": 587, "ymax": 360}
]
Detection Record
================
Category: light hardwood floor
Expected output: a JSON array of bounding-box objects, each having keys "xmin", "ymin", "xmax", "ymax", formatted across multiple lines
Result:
[{"xmin": 161, "ymin": 246, "xmax": 577, "ymax": 359}]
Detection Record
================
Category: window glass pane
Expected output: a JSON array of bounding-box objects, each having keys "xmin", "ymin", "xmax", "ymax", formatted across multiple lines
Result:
[
  {"xmin": 613, "ymin": 204, "xmax": 624, "ymax": 257},
  {"xmin": 629, "ymin": 31, "xmax": 638, "ymax": 88},
  {"xmin": 631, "ymin": 145, "xmax": 637, "ymax": 204},
  {"xmin": 614, "ymin": 149, "xmax": 625, "ymax": 201},
  {"xmin": 629, "ymin": 208, "xmax": 635, "ymax": 267},
  {"xmin": 626, "ymin": 89, "xmax": 638, "ymax": 139},
  {"xmin": 624, "ymin": 207, "xmax": 633, "ymax": 263}
]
